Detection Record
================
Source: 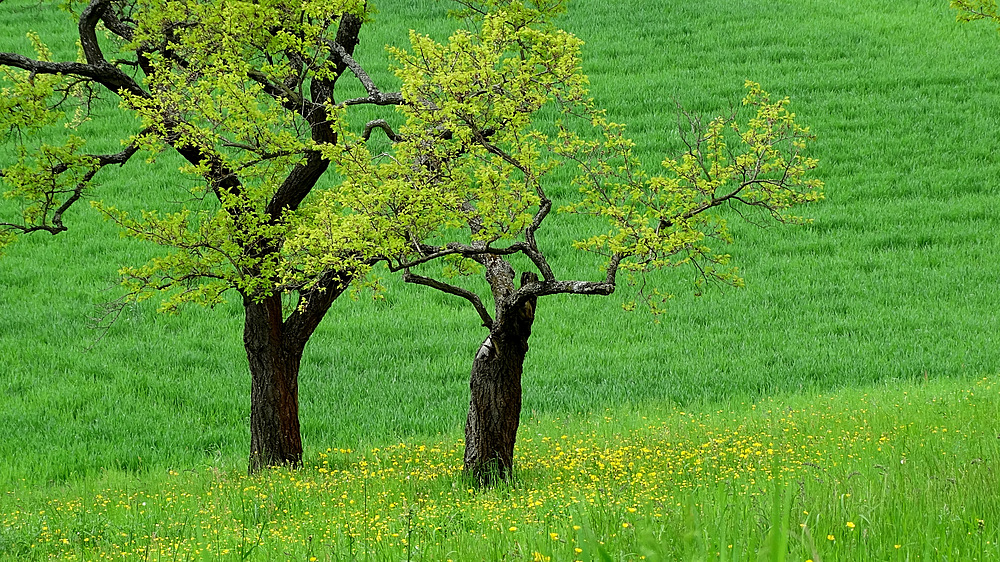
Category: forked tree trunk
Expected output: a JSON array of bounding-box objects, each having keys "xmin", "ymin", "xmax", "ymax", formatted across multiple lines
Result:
[
  {"xmin": 464, "ymin": 274, "xmax": 538, "ymax": 485},
  {"xmin": 241, "ymin": 271, "xmax": 352, "ymax": 474},
  {"xmin": 244, "ymin": 294, "xmax": 305, "ymax": 473}
]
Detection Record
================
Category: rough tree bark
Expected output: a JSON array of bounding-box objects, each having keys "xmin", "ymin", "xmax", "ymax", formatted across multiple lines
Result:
[
  {"xmin": 464, "ymin": 270, "xmax": 538, "ymax": 484},
  {"xmin": 244, "ymin": 294, "xmax": 304, "ymax": 471},
  {"xmin": 243, "ymin": 270, "xmax": 352, "ymax": 473},
  {"xmin": 402, "ymin": 238, "xmax": 616, "ymax": 485}
]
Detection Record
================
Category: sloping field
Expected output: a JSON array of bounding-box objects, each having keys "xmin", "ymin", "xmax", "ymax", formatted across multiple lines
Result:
[
  {"xmin": 2, "ymin": 376, "xmax": 998, "ymax": 559},
  {"xmin": 1, "ymin": 0, "xmax": 999, "ymax": 557}
]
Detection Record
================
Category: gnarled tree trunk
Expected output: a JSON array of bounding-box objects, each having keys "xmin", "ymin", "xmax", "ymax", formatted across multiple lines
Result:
[
  {"xmin": 242, "ymin": 271, "xmax": 351, "ymax": 474},
  {"xmin": 244, "ymin": 294, "xmax": 305, "ymax": 472},
  {"xmin": 464, "ymin": 272, "xmax": 538, "ymax": 484}
]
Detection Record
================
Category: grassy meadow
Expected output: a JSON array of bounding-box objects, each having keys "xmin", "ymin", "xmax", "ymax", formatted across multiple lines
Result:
[
  {"xmin": 3, "ymin": 377, "xmax": 999, "ymax": 560},
  {"xmin": 2, "ymin": 0, "xmax": 1000, "ymax": 559}
]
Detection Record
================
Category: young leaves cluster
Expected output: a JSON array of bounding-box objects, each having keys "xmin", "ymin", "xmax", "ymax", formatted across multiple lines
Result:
[
  {"xmin": 952, "ymin": 0, "xmax": 1000, "ymax": 25},
  {"xmin": 287, "ymin": 2, "xmax": 588, "ymax": 279},
  {"xmin": 284, "ymin": 2, "xmax": 823, "ymax": 319},
  {"xmin": 0, "ymin": 33, "xmax": 99, "ymax": 251},
  {"xmin": 558, "ymin": 82, "xmax": 823, "ymax": 310}
]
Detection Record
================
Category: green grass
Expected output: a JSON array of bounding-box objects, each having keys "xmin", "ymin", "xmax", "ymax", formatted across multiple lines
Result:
[
  {"xmin": 2, "ymin": 375, "xmax": 998, "ymax": 560},
  {"xmin": 2, "ymin": 0, "xmax": 1000, "ymax": 558}
]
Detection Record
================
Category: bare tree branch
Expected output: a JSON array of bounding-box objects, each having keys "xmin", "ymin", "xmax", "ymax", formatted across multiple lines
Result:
[
  {"xmin": 508, "ymin": 253, "xmax": 622, "ymax": 309},
  {"xmin": 522, "ymin": 198, "xmax": 555, "ymax": 281},
  {"xmin": 362, "ymin": 119, "xmax": 402, "ymax": 142},
  {"xmin": 324, "ymin": 38, "xmax": 405, "ymax": 108},
  {"xmin": 99, "ymin": 4, "xmax": 135, "ymax": 42},
  {"xmin": 0, "ymin": 52, "xmax": 147, "ymax": 98},
  {"xmin": 338, "ymin": 91, "xmax": 405, "ymax": 108},
  {"xmin": 79, "ymin": 0, "xmax": 112, "ymax": 65},
  {"xmin": 284, "ymin": 267, "xmax": 356, "ymax": 346},
  {"xmin": 403, "ymin": 270, "xmax": 494, "ymax": 328},
  {"xmin": 385, "ymin": 240, "xmax": 532, "ymax": 272}
]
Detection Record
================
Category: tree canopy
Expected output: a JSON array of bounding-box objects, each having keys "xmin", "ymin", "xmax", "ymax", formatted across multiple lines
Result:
[{"xmin": 290, "ymin": 5, "xmax": 823, "ymax": 315}]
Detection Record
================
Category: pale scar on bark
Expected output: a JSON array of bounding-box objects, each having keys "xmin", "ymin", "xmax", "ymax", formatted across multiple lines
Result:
[{"xmin": 476, "ymin": 336, "xmax": 495, "ymax": 360}]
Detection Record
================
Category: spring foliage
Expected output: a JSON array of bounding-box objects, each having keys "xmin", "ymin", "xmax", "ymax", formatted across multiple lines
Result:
[
  {"xmin": 1, "ymin": 0, "xmax": 821, "ymax": 316},
  {"xmin": 952, "ymin": 0, "xmax": 1000, "ymax": 24},
  {"xmin": 287, "ymin": 2, "xmax": 822, "ymax": 313}
]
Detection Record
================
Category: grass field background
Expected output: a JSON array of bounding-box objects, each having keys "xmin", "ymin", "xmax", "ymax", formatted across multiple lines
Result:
[
  {"xmin": 2, "ymin": 0, "xmax": 1000, "ymax": 558},
  {"xmin": 3, "ymin": 376, "xmax": 998, "ymax": 560}
]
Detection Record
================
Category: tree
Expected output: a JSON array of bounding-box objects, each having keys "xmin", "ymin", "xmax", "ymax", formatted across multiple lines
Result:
[
  {"xmin": 289, "ymin": 1, "xmax": 824, "ymax": 483},
  {"xmin": 0, "ymin": 0, "xmax": 422, "ymax": 473}
]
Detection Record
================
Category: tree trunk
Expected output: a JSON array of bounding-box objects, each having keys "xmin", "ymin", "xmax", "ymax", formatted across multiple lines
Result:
[
  {"xmin": 244, "ymin": 294, "xmax": 304, "ymax": 473},
  {"xmin": 464, "ymin": 273, "xmax": 538, "ymax": 485}
]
